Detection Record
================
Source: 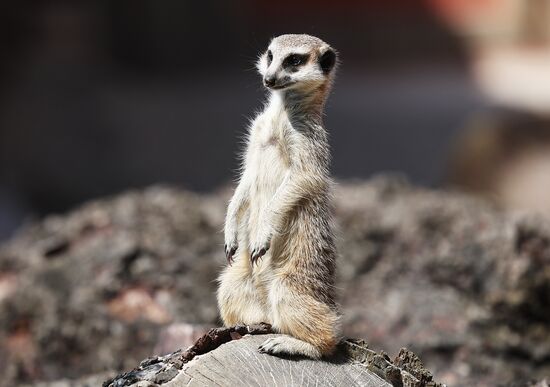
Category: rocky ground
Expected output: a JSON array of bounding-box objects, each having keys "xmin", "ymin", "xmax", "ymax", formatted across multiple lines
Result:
[{"xmin": 0, "ymin": 176, "xmax": 549, "ymax": 386}]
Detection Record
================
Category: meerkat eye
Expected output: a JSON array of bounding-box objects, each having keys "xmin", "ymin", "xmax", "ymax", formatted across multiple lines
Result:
[
  {"xmin": 283, "ymin": 54, "xmax": 308, "ymax": 68},
  {"xmin": 267, "ymin": 50, "xmax": 273, "ymax": 65}
]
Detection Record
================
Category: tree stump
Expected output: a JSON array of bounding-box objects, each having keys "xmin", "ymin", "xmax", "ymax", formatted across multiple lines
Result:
[{"xmin": 104, "ymin": 324, "xmax": 443, "ymax": 387}]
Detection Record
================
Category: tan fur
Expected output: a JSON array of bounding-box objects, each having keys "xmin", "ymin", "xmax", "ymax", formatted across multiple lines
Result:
[{"xmin": 217, "ymin": 34, "xmax": 340, "ymax": 359}]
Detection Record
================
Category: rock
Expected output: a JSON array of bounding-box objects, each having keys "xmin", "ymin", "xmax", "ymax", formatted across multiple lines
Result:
[
  {"xmin": 0, "ymin": 187, "xmax": 227, "ymax": 386},
  {"xmin": 336, "ymin": 178, "xmax": 550, "ymax": 385}
]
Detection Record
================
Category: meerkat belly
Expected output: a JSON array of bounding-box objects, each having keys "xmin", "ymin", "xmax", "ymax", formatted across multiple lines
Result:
[{"xmin": 247, "ymin": 145, "xmax": 288, "ymax": 230}]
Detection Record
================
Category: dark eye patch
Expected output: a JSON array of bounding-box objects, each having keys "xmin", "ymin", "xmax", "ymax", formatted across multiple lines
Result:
[
  {"xmin": 267, "ymin": 50, "xmax": 273, "ymax": 66},
  {"xmin": 283, "ymin": 53, "xmax": 309, "ymax": 69}
]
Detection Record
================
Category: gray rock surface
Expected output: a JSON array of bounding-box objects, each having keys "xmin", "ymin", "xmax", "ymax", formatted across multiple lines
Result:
[{"xmin": 0, "ymin": 176, "xmax": 549, "ymax": 386}]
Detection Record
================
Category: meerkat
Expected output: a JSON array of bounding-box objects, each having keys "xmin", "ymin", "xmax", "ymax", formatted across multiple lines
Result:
[{"xmin": 217, "ymin": 34, "xmax": 340, "ymax": 359}]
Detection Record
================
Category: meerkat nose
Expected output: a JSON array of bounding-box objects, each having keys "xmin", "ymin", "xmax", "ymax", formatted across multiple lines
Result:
[{"xmin": 264, "ymin": 76, "xmax": 276, "ymax": 87}]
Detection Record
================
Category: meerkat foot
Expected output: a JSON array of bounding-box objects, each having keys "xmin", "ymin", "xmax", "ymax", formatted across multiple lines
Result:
[{"xmin": 258, "ymin": 336, "xmax": 322, "ymax": 359}]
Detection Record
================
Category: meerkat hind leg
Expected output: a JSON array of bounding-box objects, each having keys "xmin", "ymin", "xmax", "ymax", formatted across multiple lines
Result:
[
  {"xmin": 259, "ymin": 335, "xmax": 322, "ymax": 359},
  {"xmin": 217, "ymin": 255, "xmax": 269, "ymax": 326},
  {"xmin": 261, "ymin": 278, "xmax": 339, "ymax": 359}
]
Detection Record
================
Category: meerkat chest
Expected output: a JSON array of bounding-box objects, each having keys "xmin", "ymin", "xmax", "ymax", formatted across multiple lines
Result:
[
  {"xmin": 248, "ymin": 114, "xmax": 293, "ymax": 194},
  {"xmin": 256, "ymin": 113, "xmax": 292, "ymax": 158}
]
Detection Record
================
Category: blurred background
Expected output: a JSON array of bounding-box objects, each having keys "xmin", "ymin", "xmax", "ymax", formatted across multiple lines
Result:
[
  {"xmin": 2, "ymin": 0, "xmax": 549, "ymax": 240},
  {"xmin": 2, "ymin": 1, "xmax": 550, "ymax": 386}
]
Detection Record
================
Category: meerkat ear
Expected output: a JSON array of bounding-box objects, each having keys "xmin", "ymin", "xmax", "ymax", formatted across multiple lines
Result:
[{"xmin": 319, "ymin": 48, "xmax": 337, "ymax": 74}]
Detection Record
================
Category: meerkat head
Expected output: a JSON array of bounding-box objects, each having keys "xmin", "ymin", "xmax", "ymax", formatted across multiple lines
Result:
[{"xmin": 257, "ymin": 34, "xmax": 338, "ymax": 93}]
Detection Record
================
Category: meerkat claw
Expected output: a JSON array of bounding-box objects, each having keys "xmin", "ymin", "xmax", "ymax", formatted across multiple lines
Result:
[
  {"xmin": 250, "ymin": 247, "xmax": 268, "ymax": 265},
  {"xmin": 250, "ymin": 249, "xmax": 259, "ymax": 265},
  {"xmin": 225, "ymin": 244, "xmax": 237, "ymax": 264}
]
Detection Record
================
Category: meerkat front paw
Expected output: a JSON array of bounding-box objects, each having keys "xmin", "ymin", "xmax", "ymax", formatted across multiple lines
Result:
[
  {"xmin": 224, "ymin": 225, "xmax": 239, "ymax": 264},
  {"xmin": 224, "ymin": 242, "xmax": 238, "ymax": 264},
  {"xmin": 250, "ymin": 220, "xmax": 273, "ymax": 264},
  {"xmin": 250, "ymin": 243, "xmax": 269, "ymax": 265},
  {"xmin": 249, "ymin": 226, "xmax": 272, "ymax": 265}
]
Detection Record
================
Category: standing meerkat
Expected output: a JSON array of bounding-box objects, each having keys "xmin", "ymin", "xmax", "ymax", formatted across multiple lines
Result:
[{"xmin": 217, "ymin": 34, "xmax": 340, "ymax": 359}]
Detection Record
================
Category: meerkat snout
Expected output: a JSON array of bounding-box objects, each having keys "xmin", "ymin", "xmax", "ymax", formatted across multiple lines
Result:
[{"xmin": 263, "ymin": 75, "xmax": 276, "ymax": 88}]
